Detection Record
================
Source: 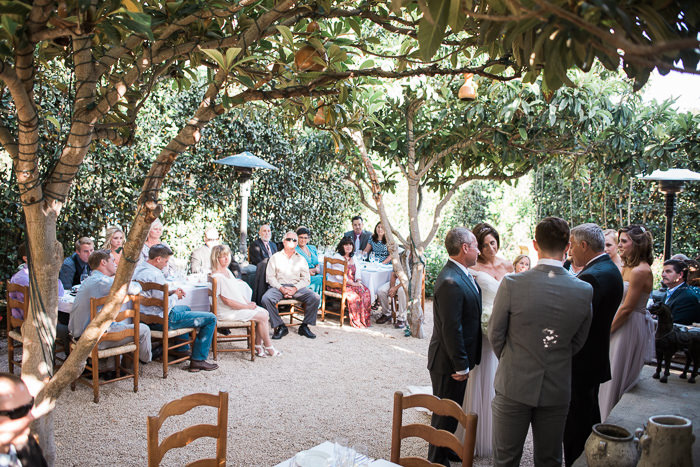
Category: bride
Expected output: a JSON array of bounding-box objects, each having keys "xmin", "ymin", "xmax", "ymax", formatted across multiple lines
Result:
[{"xmin": 455, "ymin": 223, "xmax": 513, "ymax": 456}]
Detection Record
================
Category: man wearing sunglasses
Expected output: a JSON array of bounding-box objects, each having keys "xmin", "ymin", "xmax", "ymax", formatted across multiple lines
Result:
[
  {"xmin": 0, "ymin": 373, "xmax": 47, "ymax": 466},
  {"xmin": 262, "ymin": 231, "xmax": 321, "ymax": 339}
]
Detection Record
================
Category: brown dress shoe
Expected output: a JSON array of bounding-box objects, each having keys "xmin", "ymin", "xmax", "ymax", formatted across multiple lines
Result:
[
  {"xmin": 189, "ymin": 360, "xmax": 219, "ymax": 372},
  {"xmin": 394, "ymin": 320, "xmax": 405, "ymax": 329},
  {"xmin": 376, "ymin": 315, "xmax": 392, "ymax": 324}
]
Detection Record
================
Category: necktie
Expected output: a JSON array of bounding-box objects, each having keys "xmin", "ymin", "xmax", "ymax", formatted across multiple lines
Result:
[
  {"xmin": 264, "ymin": 242, "xmax": 272, "ymax": 257},
  {"xmin": 466, "ymin": 272, "xmax": 478, "ymax": 292},
  {"xmin": 355, "ymin": 234, "xmax": 361, "ymax": 252},
  {"xmin": 665, "ymin": 290, "xmax": 672, "ymax": 304}
]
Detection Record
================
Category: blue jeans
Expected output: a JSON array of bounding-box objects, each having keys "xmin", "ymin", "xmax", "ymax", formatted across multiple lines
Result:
[{"xmin": 149, "ymin": 306, "xmax": 216, "ymax": 361}]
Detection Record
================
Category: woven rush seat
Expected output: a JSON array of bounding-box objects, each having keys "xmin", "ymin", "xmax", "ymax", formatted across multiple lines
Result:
[
  {"xmin": 70, "ymin": 340, "xmax": 137, "ymax": 359},
  {"xmin": 217, "ymin": 319, "xmax": 251, "ymax": 327},
  {"xmin": 148, "ymin": 327, "xmax": 193, "ymax": 339}
]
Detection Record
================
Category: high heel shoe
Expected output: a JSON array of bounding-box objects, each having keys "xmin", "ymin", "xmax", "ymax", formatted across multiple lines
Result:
[
  {"xmin": 255, "ymin": 345, "xmax": 267, "ymax": 358},
  {"xmin": 264, "ymin": 345, "xmax": 282, "ymax": 357}
]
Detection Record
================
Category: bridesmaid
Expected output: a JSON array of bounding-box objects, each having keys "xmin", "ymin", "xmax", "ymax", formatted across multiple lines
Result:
[
  {"xmin": 598, "ymin": 224, "xmax": 655, "ymax": 420},
  {"xmin": 295, "ymin": 227, "xmax": 322, "ymax": 294},
  {"xmin": 603, "ymin": 229, "xmax": 624, "ymax": 271}
]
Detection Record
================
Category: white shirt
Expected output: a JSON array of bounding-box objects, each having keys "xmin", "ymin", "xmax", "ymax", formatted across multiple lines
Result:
[
  {"xmin": 538, "ymin": 258, "xmax": 566, "ymax": 268},
  {"xmin": 586, "ymin": 253, "xmax": 607, "ymax": 266},
  {"xmin": 665, "ymin": 282, "xmax": 685, "ymax": 303}
]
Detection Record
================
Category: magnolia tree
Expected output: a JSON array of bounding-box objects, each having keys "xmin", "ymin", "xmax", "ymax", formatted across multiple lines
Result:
[{"xmin": 0, "ymin": 0, "xmax": 697, "ymax": 462}]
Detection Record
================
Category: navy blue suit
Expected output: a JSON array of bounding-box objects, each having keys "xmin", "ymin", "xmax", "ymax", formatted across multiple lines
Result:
[
  {"xmin": 667, "ymin": 283, "xmax": 700, "ymax": 325},
  {"xmin": 564, "ymin": 254, "xmax": 623, "ymax": 466},
  {"xmin": 427, "ymin": 260, "xmax": 482, "ymax": 466}
]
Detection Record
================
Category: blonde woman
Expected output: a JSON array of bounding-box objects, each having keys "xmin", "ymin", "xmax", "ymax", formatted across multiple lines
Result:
[
  {"xmin": 102, "ymin": 226, "xmax": 125, "ymax": 265},
  {"xmin": 603, "ymin": 228, "xmax": 623, "ymax": 271},
  {"xmin": 210, "ymin": 244, "xmax": 280, "ymax": 357},
  {"xmin": 598, "ymin": 225, "xmax": 655, "ymax": 420}
]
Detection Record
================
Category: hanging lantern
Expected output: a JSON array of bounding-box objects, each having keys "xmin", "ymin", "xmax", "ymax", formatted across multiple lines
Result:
[
  {"xmin": 458, "ymin": 73, "xmax": 476, "ymax": 101},
  {"xmin": 313, "ymin": 106, "xmax": 326, "ymax": 126}
]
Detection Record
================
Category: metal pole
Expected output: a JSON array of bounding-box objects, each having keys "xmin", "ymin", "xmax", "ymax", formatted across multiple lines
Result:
[
  {"xmin": 663, "ymin": 191, "xmax": 675, "ymax": 261},
  {"xmin": 239, "ymin": 178, "xmax": 252, "ymax": 257}
]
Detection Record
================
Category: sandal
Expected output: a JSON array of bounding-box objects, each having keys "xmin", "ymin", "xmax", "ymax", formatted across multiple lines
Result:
[
  {"xmin": 265, "ymin": 345, "xmax": 282, "ymax": 357},
  {"xmin": 255, "ymin": 345, "xmax": 267, "ymax": 358}
]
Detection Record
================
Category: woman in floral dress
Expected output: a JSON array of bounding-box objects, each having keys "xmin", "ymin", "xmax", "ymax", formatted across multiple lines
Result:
[{"xmin": 332, "ymin": 237, "xmax": 372, "ymax": 328}]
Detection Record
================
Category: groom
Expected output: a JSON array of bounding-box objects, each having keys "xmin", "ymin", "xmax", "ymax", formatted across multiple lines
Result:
[{"xmin": 427, "ymin": 227, "xmax": 482, "ymax": 466}]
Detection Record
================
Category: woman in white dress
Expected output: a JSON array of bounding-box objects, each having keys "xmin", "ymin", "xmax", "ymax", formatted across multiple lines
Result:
[
  {"xmin": 598, "ymin": 225, "xmax": 655, "ymax": 420},
  {"xmin": 455, "ymin": 223, "xmax": 513, "ymax": 457},
  {"xmin": 210, "ymin": 244, "xmax": 281, "ymax": 357}
]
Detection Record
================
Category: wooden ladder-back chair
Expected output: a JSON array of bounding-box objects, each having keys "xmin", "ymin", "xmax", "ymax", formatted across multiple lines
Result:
[
  {"xmin": 276, "ymin": 298, "xmax": 306, "ymax": 326},
  {"xmin": 70, "ymin": 295, "xmax": 141, "ymax": 403},
  {"xmin": 391, "ymin": 391, "xmax": 478, "ymax": 467},
  {"xmin": 320, "ymin": 257, "xmax": 349, "ymax": 325},
  {"xmin": 138, "ymin": 281, "xmax": 195, "ymax": 378},
  {"xmin": 147, "ymin": 391, "xmax": 228, "ymax": 467},
  {"xmin": 208, "ymin": 275, "xmax": 255, "ymax": 361},
  {"xmin": 6, "ymin": 281, "xmax": 27, "ymax": 374}
]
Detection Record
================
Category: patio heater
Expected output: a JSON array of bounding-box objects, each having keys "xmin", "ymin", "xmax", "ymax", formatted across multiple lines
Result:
[
  {"xmin": 214, "ymin": 151, "xmax": 277, "ymax": 257},
  {"xmin": 637, "ymin": 168, "xmax": 700, "ymax": 261}
]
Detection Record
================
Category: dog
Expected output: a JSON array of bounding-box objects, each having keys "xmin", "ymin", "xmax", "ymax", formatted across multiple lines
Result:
[{"xmin": 649, "ymin": 301, "xmax": 700, "ymax": 383}]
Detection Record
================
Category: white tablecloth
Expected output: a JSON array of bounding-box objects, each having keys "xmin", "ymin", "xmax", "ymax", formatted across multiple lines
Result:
[
  {"xmin": 57, "ymin": 282, "xmax": 211, "ymax": 314},
  {"xmin": 273, "ymin": 441, "xmax": 399, "ymax": 467},
  {"xmin": 169, "ymin": 281, "xmax": 211, "ymax": 312},
  {"xmin": 357, "ymin": 262, "xmax": 393, "ymax": 303}
]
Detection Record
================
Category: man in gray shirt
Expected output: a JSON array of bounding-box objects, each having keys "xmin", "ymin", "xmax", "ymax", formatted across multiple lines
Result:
[{"xmin": 68, "ymin": 250, "xmax": 152, "ymax": 364}]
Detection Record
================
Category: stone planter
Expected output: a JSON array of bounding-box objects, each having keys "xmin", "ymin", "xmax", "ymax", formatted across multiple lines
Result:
[
  {"xmin": 584, "ymin": 423, "xmax": 639, "ymax": 467},
  {"xmin": 636, "ymin": 414, "xmax": 694, "ymax": 467}
]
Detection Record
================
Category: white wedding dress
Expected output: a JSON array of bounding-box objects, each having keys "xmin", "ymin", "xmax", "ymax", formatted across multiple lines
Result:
[{"xmin": 455, "ymin": 268, "xmax": 500, "ymax": 457}]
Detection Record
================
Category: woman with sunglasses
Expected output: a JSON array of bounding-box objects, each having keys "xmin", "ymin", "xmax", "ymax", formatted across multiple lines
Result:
[{"xmin": 598, "ymin": 224, "xmax": 655, "ymax": 420}]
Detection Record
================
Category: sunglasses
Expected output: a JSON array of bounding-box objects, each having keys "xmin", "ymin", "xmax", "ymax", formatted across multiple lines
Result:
[
  {"xmin": 284, "ymin": 238, "xmax": 297, "ymax": 242},
  {"xmin": 0, "ymin": 398, "xmax": 33, "ymax": 419}
]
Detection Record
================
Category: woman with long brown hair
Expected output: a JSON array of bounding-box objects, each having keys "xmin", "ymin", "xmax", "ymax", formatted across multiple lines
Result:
[{"xmin": 598, "ymin": 224, "xmax": 655, "ymax": 420}]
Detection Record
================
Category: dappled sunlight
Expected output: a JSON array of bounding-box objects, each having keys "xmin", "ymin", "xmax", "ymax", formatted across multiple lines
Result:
[{"xmin": 541, "ymin": 328, "xmax": 559, "ymax": 348}]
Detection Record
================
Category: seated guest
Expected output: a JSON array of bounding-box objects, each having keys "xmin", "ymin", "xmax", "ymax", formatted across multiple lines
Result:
[
  {"xmin": 344, "ymin": 215, "xmax": 371, "ymax": 255},
  {"xmin": 512, "ymin": 254, "xmax": 531, "ymax": 273},
  {"xmin": 189, "ymin": 226, "xmax": 220, "ymax": 274},
  {"xmin": 332, "ymin": 237, "xmax": 372, "ymax": 328},
  {"xmin": 295, "ymin": 227, "xmax": 322, "ymax": 294},
  {"xmin": 363, "ymin": 222, "xmax": 391, "ymax": 264},
  {"xmin": 10, "ymin": 244, "xmax": 69, "ymax": 352},
  {"xmin": 0, "ymin": 373, "xmax": 47, "ymax": 466},
  {"xmin": 662, "ymin": 259, "xmax": 700, "ymax": 325},
  {"xmin": 58, "ymin": 237, "xmax": 94, "ymax": 289},
  {"xmin": 376, "ymin": 250, "xmax": 409, "ymax": 328},
  {"xmin": 133, "ymin": 244, "xmax": 219, "ymax": 372},
  {"xmin": 249, "ymin": 224, "xmax": 277, "ymax": 266},
  {"xmin": 102, "ymin": 226, "xmax": 125, "ymax": 266},
  {"xmin": 68, "ymin": 250, "xmax": 152, "ymax": 364},
  {"xmin": 210, "ymin": 245, "xmax": 281, "ymax": 357},
  {"xmin": 261, "ymin": 232, "xmax": 320, "ymax": 340}
]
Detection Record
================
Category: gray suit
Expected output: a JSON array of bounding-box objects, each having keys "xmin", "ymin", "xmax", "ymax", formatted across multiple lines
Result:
[
  {"xmin": 489, "ymin": 263, "xmax": 593, "ymax": 467},
  {"xmin": 343, "ymin": 230, "xmax": 371, "ymax": 252}
]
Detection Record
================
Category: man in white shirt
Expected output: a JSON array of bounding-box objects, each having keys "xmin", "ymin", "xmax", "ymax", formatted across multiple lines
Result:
[
  {"xmin": 261, "ymin": 231, "xmax": 320, "ymax": 340},
  {"xmin": 68, "ymin": 250, "xmax": 152, "ymax": 364},
  {"xmin": 189, "ymin": 226, "xmax": 220, "ymax": 274},
  {"xmin": 132, "ymin": 244, "xmax": 218, "ymax": 372}
]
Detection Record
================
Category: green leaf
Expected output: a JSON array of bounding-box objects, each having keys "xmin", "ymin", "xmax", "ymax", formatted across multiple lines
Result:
[
  {"xmin": 275, "ymin": 25, "xmax": 293, "ymax": 46},
  {"xmin": 390, "ymin": 0, "xmax": 406, "ymax": 14},
  {"xmin": 45, "ymin": 116, "xmax": 61, "ymax": 131},
  {"xmin": 518, "ymin": 128, "xmax": 527, "ymax": 140},
  {"xmin": 201, "ymin": 49, "xmax": 226, "ymax": 69},
  {"xmin": 225, "ymin": 48, "xmax": 242, "ymax": 67},
  {"xmin": 122, "ymin": 12, "xmax": 153, "ymax": 40},
  {"xmin": 359, "ymin": 59, "xmax": 375, "ymax": 69},
  {"xmin": 417, "ymin": 0, "xmax": 450, "ymax": 60},
  {"xmin": 448, "ymin": 0, "xmax": 465, "ymax": 32}
]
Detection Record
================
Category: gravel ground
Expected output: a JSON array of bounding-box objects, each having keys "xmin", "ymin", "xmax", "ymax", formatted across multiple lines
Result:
[{"xmin": 2, "ymin": 301, "xmax": 535, "ymax": 466}]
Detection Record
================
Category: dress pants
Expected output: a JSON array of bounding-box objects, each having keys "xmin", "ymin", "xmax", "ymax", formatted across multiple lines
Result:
[
  {"xmin": 563, "ymin": 384, "xmax": 600, "ymax": 466},
  {"xmin": 492, "ymin": 392, "xmax": 568, "ymax": 467},
  {"xmin": 377, "ymin": 282, "xmax": 406, "ymax": 321},
  {"xmin": 428, "ymin": 370, "xmax": 468, "ymax": 466},
  {"xmin": 99, "ymin": 322, "xmax": 152, "ymax": 363},
  {"xmin": 261, "ymin": 286, "xmax": 320, "ymax": 328}
]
